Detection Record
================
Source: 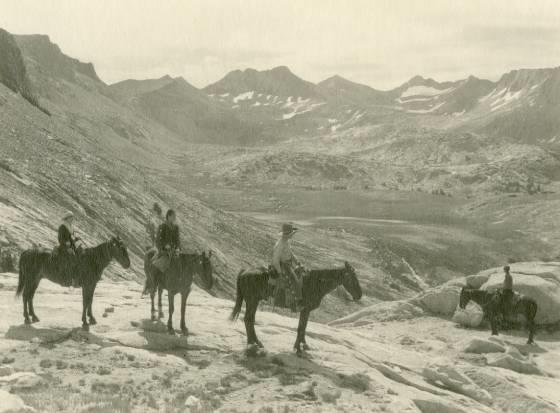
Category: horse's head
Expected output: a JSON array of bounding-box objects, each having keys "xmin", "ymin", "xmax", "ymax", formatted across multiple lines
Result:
[
  {"xmin": 179, "ymin": 250, "xmax": 213, "ymax": 290},
  {"xmin": 459, "ymin": 286, "xmax": 470, "ymax": 309},
  {"xmin": 108, "ymin": 236, "xmax": 131, "ymax": 269},
  {"xmin": 197, "ymin": 250, "xmax": 214, "ymax": 290},
  {"xmin": 341, "ymin": 261, "xmax": 362, "ymax": 301}
]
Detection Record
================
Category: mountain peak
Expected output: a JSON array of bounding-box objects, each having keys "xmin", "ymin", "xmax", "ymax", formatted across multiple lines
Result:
[
  {"xmin": 320, "ymin": 74, "xmax": 350, "ymax": 84},
  {"xmin": 15, "ymin": 33, "xmax": 101, "ymax": 83},
  {"xmin": 204, "ymin": 65, "xmax": 317, "ymax": 98},
  {"xmin": 270, "ymin": 65, "xmax": 292, "ymax": 74}
]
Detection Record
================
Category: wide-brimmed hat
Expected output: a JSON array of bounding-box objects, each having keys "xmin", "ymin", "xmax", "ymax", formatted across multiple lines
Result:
[
  {"xmin": 62, "ymin": 211, "xmax": 74, "ymax": 221},
  {"xmin": 280, "ymin": 223, "xmax": 298, "ymax": 236}
]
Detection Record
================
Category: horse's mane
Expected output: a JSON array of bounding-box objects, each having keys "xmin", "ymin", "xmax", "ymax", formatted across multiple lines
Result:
[
  {"xmin": 82, "ymin": 240, "xmax": 110, "ymax": 257},
  {"xmin": 308, "ymin": 267, "xmax": 346, "ymax": 282}
]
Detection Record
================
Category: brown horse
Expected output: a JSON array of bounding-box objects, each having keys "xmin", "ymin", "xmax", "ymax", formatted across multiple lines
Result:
[
  {"xmin": 143, "ymin": 250, "xmax": 213, "ymax": 335},
  {"xmin": 230, "ymin": 262, "xmax": 362, "ymax": 355},
  {"xmin": 16, "ymin": 237, "xmax": 130, "ymax": 330},
  {"xmin": 459, "ymin": 286, "xmax": 538, "ymax": 344}
]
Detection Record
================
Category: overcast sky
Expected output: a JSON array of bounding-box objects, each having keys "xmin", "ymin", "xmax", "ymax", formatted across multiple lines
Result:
[{"xmin": 2, "ymin": 0, "xmax": 560, "ymax": 89}]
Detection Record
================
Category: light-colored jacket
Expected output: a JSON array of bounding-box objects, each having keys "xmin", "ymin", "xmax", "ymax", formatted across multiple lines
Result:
[{"xmin": 272, "ymin": 237, "xmax": 299, "ymax": 274}]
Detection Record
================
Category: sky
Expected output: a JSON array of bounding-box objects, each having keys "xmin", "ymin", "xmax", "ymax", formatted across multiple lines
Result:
[{"xmin": 2, "ymin": 0, "xmax": 560, "ymax": 89}]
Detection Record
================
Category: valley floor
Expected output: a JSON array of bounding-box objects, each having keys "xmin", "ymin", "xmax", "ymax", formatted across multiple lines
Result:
[{"xmin": 0, "ymin": 272, "xmax": 559, "ymax": 412}]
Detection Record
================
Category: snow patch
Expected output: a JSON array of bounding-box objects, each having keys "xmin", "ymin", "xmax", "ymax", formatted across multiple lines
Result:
[
  {"xmin": 490, "ymin": 89, "xmax": 523, "ymax": 112},
  {"xmin": 233, "ymin": 91, "xmax": 254, "ymax": 103}
]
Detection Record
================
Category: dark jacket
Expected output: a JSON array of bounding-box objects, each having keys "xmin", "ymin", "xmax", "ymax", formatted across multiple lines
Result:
[
  {"xmin": 58, "ymin": 224, "xmax": 76, "ymax": 251},
  {"xmin": 503, "ymin": 273, "xmax": 513, "ymax": 291},
  {"xmin": 156, "ymin": 222, "xmax": 181, "ymax": 253}
]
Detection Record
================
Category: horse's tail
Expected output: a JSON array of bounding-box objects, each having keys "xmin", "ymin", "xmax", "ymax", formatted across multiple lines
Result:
[
  {"xmin": 16, "ymin": 251, "xmax": 26, "ymax": 297},
  {"xmin": 229, "ymin": 270, "xmax": 245, "ymax": 321}
]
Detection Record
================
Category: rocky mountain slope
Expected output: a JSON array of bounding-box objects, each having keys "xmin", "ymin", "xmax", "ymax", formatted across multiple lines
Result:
[
  {"xmin": 1, "ymin": 262, "xmax": 560, "ymax": 412},
  {"xmin": 0, "ymin": 29, "xmax": 41, "ymax": 111},
  {"xmin": 0, "ymin": 29, "xmax": 444, "ymax": 321},
  {"xmin": 110, "ymin": 75, "xmax": 257, "ymax": 145}
]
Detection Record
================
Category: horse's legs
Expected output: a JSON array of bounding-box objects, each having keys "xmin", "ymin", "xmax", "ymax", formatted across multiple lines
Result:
[
  {"xmin": 527, "ymin": 303, "xmax": 536, "ymax": 344},
  {"xmin": 28, "ymin": 281, "xmax": 40, "ymax": 323},
  {"xmin": 167, "ymin": 292, "xmax": 175, "ymax": 335},
  {"xmin": 150, "ymin": 289, "xmax": 157, "ymax": 321},
  {"xmin": 21, "ymin": 269, "xmax": 33, "ymax": 324},
  {"xmin": 87, "ymin": 283, "xmax": 97, "ymax": 325},
  {"xmin": 22, "ymin": 292, "xmax": 31, "ymax": 325},
  {"xmin": 489, "ymin": 309, "xmax": 499, "ymax": 336},
  {"xmin": 244, "ymin": 299, "xmax": 259, "ymax": 346},
  {"xmin": 294, "ymin": 309, "xmax": 311, "ymax": 354},
  {"xmin": 301, "ymin": 310, "xmax": 312, "ymax": 351},
  {"xmin": 179, "ymin": 292, "xmax": 189, "ymax": 336},
  {"xmin": 157, "ymin": 286, "xmax": 164, "ymax": 319},
  {"xmin": 81, "ymin": 286, "xmax": 90, "ymax": 330}
]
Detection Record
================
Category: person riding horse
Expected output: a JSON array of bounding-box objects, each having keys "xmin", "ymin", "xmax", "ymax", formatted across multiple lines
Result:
[
  {"xmin": 146, "ymin": 202, "xmax": 163, "ymax": 249},
  {"xmin": 272, "ymin": 223, "xmax": 305, "ymax": 311},
  {"xmin": 152, "ymin": 209, "xmax": 181, "ymax": 273},
  {"xmin": 501, "ymin": 265, "xmax": 514, "ymax": 322},
  {"xmin": 58, "ymin": 211, "xmax": 79, "ymax": 253},
  {"xmin": 55, "ymin": 211, "xmax": 81, "ymax": 286}
]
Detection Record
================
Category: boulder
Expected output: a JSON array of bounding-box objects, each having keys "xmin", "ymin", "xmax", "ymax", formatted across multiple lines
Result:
[
  {"xmin": 184, "ymin": 395, "xmax": 202, "ymax": 413},
  {"xmin": 452, "ymin": 302, "xmax": 484, "ymax": 327},
  {"xmin": 463, "ymin": 338, "xmax": 505, "ymax": 354},
  {"xmin": 417, "ymin": 286, "xmax": 460, "ymax": 316},
  {"xmin": 330, "ymin": 300, "xmax": 424, "ymax": 326},
  {"xmin": 422, "ymin": 364, "xmax": 492, "ymax": 404},
  {"xmin": 413, "ymin": 399, "xmax": 468, "ymax": 413},
  {"xmin": 486, "ymin": 353, "xmax": 541, "ymax": 375},
  {"xmin": 465, "ymin": 274, "xmax": 489, "ymax": 289},
  {"xmin": 481, "ymin": 266, "xmax": 560, "ymax": 324}
]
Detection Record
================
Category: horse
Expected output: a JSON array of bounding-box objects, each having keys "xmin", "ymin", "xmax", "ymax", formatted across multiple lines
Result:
[
  {"xmin": 230, "ymin": 262, "xmax": 362, "ymax": 355},
  {"xmin": 459, "ymin": 286, "xmax": 538, "ymax": 344},
  {"xmin": 143, "ymin": 250, "xmax": 213, "ymax": 335},
  {"xmin": 16, "ymin": 236, "xmax": 130, "ymax": 330}
]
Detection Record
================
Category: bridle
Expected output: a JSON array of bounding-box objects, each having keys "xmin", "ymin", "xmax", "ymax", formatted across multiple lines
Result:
[{"xmin": 102, "ymin": 240, "xmax": 113, "ymax": 263}]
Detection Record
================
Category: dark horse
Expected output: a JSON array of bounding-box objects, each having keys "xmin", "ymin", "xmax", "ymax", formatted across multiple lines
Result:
[
  {"xmin": 144, "ymin": 250, "xmax": 213, "ymax": 335},
  {"xmin": 459, "ymin": 286, "xmax": 538, "ymax": 344},
  {"xmin": 230, "ymin": 262, "xmax": 362, "ymax": 355},
  {"xmin": 16, "ymin": 237, "xmax": 130, "ymax": 330}
]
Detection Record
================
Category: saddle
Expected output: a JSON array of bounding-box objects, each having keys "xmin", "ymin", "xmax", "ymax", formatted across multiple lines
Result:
[
  {"xmin": 49, "ymin": 246, "xmax": 79, "ymax": 287},
  {"xmin": 267, "ymin": 265, "xmax": 306, "ymax": 312}
]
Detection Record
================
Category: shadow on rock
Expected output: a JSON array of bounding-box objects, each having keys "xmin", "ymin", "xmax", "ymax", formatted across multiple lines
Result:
[
  {"xmin": 235, "ymin": 351, "xmax": 371, "ymax": 393},
  {"xmin": 5, "ymin": 324, "xmax": 110, "ymax": 347}
]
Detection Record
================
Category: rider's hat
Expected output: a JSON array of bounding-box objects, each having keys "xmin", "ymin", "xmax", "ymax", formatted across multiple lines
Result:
[
  {"xmin": 62, "ymin": 211, "xmax": 74, "ymax": 221},
  {"xmin": 280, "ymin": 223, "xmax": 298, "ymax": 236}
]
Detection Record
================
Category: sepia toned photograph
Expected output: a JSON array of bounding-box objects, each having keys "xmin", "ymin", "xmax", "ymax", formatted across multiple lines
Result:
[{"xmin": 1, "ymin": 1, "xmax": 560, "ymax": 411}]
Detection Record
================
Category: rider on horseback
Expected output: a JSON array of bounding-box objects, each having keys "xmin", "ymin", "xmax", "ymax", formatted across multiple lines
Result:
[
  {"xmin": 272, "ymin": 223, "xmax": 305, "ymax": 312},
  {"xmin": 501, "ymin": 265, "xmax": 514, "ymax": 322},
  {"xmin": 56, "ymin": 211, "xmax": 81, "ymax": 286},
  {"xmin": 143, "ymin": 203, "xmax": 165, "ymax": 294},
  {"xmin": 152, "ymin": 209, "xmax": 181, "ymax": 273},
  {"xmin": 146, "ymin": 202, "xmax": 163, "ymax": 249}
]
